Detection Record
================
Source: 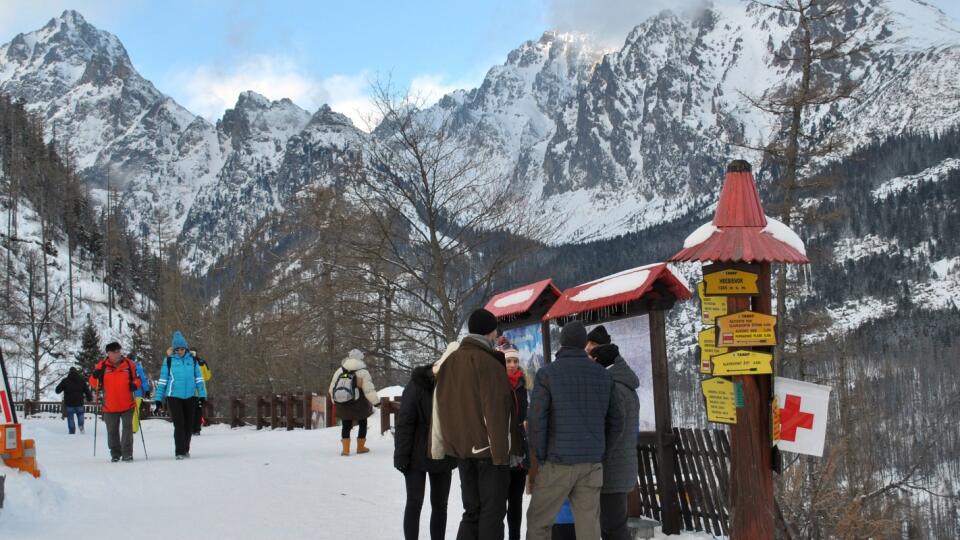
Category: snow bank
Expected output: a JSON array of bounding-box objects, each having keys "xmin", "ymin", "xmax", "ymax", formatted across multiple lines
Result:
[
  {"xmin": 493, "ymin": 288, "xmax": 535, "ymax": 308},
  {"xmin": 377, "ymin": 385, "xmax": 405, "ymax": 399},
  {"xmin": 572, "ymin": 269, "xmax": 651, "ymax": 302},
  {"xmin": 683, "ymin": 221, "xmax": 719, "ymax": 248},
  {"xmin": 762, "ymin": 215, "xmax": 806, "ymax": 255}
]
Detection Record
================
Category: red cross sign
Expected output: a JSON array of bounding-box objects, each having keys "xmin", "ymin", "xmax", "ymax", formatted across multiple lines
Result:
[{"xmin": 780, "ymin": 394, "xmax": 814, "ymax": 442}]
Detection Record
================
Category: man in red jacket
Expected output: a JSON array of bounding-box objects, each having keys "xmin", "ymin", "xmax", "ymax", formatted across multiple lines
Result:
[{"xmin": 89, "ymin": 342, "xmax": 140, "ymax": 462}]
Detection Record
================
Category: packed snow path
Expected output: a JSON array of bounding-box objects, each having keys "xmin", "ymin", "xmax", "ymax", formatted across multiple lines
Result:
[{"xmin": 1, "ymin": 417, "xmax": 713, "ymax": 539}]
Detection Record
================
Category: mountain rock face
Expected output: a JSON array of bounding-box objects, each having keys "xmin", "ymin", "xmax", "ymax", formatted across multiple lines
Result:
[{"xmin": 1, "ymin": 3, "xmax": 958, "ymax": 268}]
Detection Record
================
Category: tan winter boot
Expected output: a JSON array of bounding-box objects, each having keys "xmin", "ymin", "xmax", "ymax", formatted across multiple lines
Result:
[
  {"xmin": 340, "ymin": 438, "xmax": 351, "ymax": 456},
  {"xmin": 356, "ymin": 438, "xmax": 370, "ymax": 454}
]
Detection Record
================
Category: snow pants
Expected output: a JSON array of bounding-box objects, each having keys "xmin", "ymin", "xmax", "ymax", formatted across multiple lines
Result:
[
  {"xmin": 103, "ymin": 408, "xmax": 134, "ymax": 460},
  {"xmin": 455, "ymin": 457, "xmax": 510, "ymax": 540},
  {"xmin": 167, "ymin": 397, "xmax": 197, "ymax": 457},
  {"xmin": 404, "ymin": 469, "xmax": 453, "ymax": 540}
]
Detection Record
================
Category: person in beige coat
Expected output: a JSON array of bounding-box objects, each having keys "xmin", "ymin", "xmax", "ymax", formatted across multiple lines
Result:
[{"xmin": 328, "ymin": 349, "xmax": 380, "ymax": 455}]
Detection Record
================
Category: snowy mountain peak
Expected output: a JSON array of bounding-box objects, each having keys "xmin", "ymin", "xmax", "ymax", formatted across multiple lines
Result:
[{"xmin": 308, "ymin": 104, "xmax": 356, "ymax": 129}]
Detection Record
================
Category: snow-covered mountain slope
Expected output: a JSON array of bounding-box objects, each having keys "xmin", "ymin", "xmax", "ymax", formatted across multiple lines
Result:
[{"xmin": 0, "ymin": 10, "xmax": 223, "ymax": 242}]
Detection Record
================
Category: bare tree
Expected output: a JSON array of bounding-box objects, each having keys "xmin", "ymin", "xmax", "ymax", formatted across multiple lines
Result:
[{"xmin": 345, "ymin": 81, "xmax": 550, "ymax": 369}]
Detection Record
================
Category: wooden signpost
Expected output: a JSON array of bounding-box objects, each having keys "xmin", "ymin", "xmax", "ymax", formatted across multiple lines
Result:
[
  {"xmin": 698, "ymin": 282, "xmax": 727, "ymax": 324},
  {"xmin": 703, "ymin": 266, "xmax": 760, "ymax": 295},
  {"xmin": 712, "ymin": 350, "xmax": 774, "ymax": 376},
  {"xmin": 702, "ymin": 377, "xmax": 738, "ymax": 424},
  {"xmin": 716, "ymin": 311, "xmax": 777, "ymax": 347}
]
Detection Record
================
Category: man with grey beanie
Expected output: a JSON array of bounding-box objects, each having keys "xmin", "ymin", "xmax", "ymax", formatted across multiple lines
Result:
[{"xmin": 525, "ymin": 321, "xmax": 621, "ymax": 540}]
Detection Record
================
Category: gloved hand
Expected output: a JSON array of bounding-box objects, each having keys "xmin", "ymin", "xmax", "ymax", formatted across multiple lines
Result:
[
  {"xmin": 374, "ymin": 402, "xmax": 382, "ymax": 408},
  {"xmin": 92, "ymin": 368, "xmax": 105, "ymax": 380},
  {"xmin": 394, "ymin": 460, "xmax": 409, "ymax": 475},
  {"xmin": 154, "ymin": 401, "xmax": 163, "ymax": 414}
]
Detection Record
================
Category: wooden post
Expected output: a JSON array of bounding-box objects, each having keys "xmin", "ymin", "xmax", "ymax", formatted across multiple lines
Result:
[
  {"xmin": 540, "ymin": 320, "xmax": 553, "ymax": 365},
  {"xmin": 649, "ymin": 309, "xmax": 681, "ymax": 534},
  {"xmin": 325, "ymin": 395, "xmax": 337, "ymax": 428},
  {"xmin": 727, "ymin": 262, "xmax": 775, "ymax": 538},
  {"xmin": 303, "ymin": 392, "xmax": 313, "ymax": 430},
  {"xmin": 271, "ymin": 395, "xmax": 282, "ymax": 430}
]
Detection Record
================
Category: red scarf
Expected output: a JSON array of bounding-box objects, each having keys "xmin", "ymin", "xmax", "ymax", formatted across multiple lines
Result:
[{"xmin": 507, "ymin": 368, "xmax": 524, "ymax": 389}]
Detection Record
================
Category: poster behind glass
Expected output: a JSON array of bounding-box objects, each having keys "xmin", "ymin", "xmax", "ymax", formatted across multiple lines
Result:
[
  {"xmin": 587, "ymin": 316, "xmax": 655, "ymax": 432},
  {"xmin": 501, "ymin": 323, "xmax": 545, "ymax": 375}
]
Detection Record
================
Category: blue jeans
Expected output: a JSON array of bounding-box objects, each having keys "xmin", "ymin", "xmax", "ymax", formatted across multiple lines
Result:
[{"xmin": 65, "ymin": 406, "xmax": 85, "ymax": 434}]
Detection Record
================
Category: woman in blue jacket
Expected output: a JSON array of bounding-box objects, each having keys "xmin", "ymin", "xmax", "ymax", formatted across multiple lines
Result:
[{"xmin": 154, "ymin": 331, "xmax": 207, "ymax": 459}]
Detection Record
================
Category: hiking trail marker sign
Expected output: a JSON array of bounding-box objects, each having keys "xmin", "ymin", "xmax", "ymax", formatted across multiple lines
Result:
[
  {"xmin": 698, "ymin": 328, "xmax": 728, "ymax": 374},
  {"xmin": 698, "ymin": 282, "xmax": 727, "ymax": 324},
  {"xmin": 712, "ymin": 350, "xmax": 774, "ymax": 376},
  {"xmin": 702, "ymin": 377, "xmax": 737, "ymax": 424},
  {"xmin": 703, "ymin": 267, "xmax": 759, "ymax": 295},
  {"xmin": 716, "ymin": 311, "xmax": 777, "ymax": 347}
]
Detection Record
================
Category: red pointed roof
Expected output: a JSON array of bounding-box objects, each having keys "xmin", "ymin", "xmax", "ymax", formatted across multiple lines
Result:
[
  {"xmin": 543, "ymin": 263, "xmax": 691, "ymax": 321},
  {"xmin": 484, "ymin": 278, "xmax": 561, "ymax": 319},
  {"xmin": 670, "ymin": 160, "xmax": 809, "ymax": 264}
]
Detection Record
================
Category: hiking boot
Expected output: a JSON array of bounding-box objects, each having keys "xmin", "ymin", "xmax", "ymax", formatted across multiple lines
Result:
[
  {"xmin": 341, "ymin": 438, "xmax": 351, "ymax": 456},
  {"xmin": 175, "ymin": 455, "xmax": 185, "ymax": 460},
  {"xmin": 111, "ymin": 456, "xmax": 120, "ymax": 463},
  {"xmin": 184, "ymin": 452, "xmax": 191, "ymax": 458},
  {"xmin": 122, "ymin": 456, "xmax": 133, "ymax": 462},
  {"xmin": 79, "ymin": 426, "xmax": 85, "ymax": 433},
  {"xmin": 357, "ymin": 438, "xmax": 370, "ymax": 454}
]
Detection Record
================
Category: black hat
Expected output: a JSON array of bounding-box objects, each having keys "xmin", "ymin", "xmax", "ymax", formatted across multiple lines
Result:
[
  {"xmin": 586, "ymin": 325, "xmax": 611, "ymax": 345},
  {"xmin": 105, "ymin": 342, "xmax": 121, "ymax": 353},
  {"xmin": 468, "ymin": 308, "xmax": 498, "ymax": 335},
  {"xmin": 559, "ymin": 321, "xmax": 588, "ymax": 349}
]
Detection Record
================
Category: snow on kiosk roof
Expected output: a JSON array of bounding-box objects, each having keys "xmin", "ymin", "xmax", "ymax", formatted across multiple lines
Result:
[
  {"xmin": 543, "ymin": 263, "xmax": 691, "ymax": 321},
  {"xmin": 670, "ymin": 160, "xmax": 810, "ymax": 264},
  {"xmin": 484, "ymin": 278, "xmax": 562, "ymax": 319}
]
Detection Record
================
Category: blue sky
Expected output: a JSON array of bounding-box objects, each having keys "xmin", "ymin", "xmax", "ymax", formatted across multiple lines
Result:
[{"xmin": 1, "ymin": 0, "xmax": 958, "ymax": 128}]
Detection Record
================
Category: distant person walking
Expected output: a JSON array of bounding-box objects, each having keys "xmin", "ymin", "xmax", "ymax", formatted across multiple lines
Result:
[
  {"xmin": 394, "ymin": 345, "xmax": 459, "ymax": 540},
  {"xmin": 89, "ymin": 342, "xmax": 141, "ymax": 462},
  {"xmin": 434, "ymin": 308, "xmax": 515, "ymax": 540},
  {"xmin": 154, "ymin": 331, "xmax": 207, "ymax": 460},
  {"xmin": 129, "ymin": 354, "xmax": 152, "ymax": 434},
  {"xmin": 587, "ymin": 327, "xmax": 640, "ymax": 540},
  {"xmin": 192, "ymin": 354, "xmax": 212, "ymax": 435},
  {"xmin": 55, "ymin": 367, "xmax": 92, "ymax": 434},
  {"xmin": 328, "ymin": 349, "xmax": 380, "ymax": 456},
  {"xmin": 525, "ymin": 321, "xmax": 620, "ymax": 540}
]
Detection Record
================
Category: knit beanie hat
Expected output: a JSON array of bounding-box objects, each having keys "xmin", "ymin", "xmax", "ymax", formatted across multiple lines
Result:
[
  {"xmin": 590, "ymin": 343, "xmax": 620, "ymax": 368},
  {"xmin": 348, "ymin": 349, "xmax": 364, "ymax": 361},
  {"xmin": 586, "ymin": 325, "xmax": 611, "ymax": 345},
  {"xmin": 502, "ymin": 347, "xmax": 520, "ymax": 360},
  {"xmin": 171, "ymin": 331, "xmax": 188, "ymax": 350},
  {"xmin": 467, "ymin": 308, "xmax": 498, "ymax": 335},
  {"xmin": 559, "ymin": 321, "xmax": 588, "ymax": 349}
]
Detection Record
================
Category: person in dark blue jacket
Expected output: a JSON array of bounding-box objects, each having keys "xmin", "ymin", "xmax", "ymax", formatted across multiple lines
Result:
[
  {"xmin": 154, "ymin": 331, "xmax": 207, "ymax": 459},
  {"xmin": 525, "ymin": 321, "xmax": 621, "ymax": 540}
]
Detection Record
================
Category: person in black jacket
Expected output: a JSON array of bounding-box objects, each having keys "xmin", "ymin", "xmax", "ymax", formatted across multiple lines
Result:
[
  {"xmin": 395, "ymin": 363, "xmax": 458, "ymax": 540},
  {"xmin": 55, "ymin": 367, "xmax": 92, "ymax": 434}
]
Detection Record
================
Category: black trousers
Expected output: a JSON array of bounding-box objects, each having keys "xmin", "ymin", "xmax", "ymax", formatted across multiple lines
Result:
[
  {"xmin": 167, "ymin": 397, "xmax": 197, "ymax": 456},
  {"xmin": 456, "ymin": 458, "xmax": 510, "ymax": 540},
  {"xmin": 341, "ymin": 418, "xmax": 367, "ymax": 439},
  {"xmin": 599, "ymin": 492, "xmax": 630, "ymax": 540},
  {"xmin": 507, "ymin": 468, "xmax": 527, "ymax": 540},
  {"xmin": 404, "ymin": 469, "xmax": 453, "ymax": 540}
]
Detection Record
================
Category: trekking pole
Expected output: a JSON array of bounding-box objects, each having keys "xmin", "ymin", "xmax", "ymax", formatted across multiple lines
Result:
[
  {"xmin": 139, "ymin": 402, "xmax": 148, "ymax": 460},
  {"xmin": 93, "ymin": 390, "xmax": 100, "ymax": 457}
]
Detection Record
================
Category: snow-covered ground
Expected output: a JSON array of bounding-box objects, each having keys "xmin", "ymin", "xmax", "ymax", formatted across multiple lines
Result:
[{"xmin": 1, "ymin": 416, "xmax": 717, "ymax": 539}]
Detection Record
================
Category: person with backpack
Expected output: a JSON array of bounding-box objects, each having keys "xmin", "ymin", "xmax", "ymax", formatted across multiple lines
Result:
[
  {"xmin": 129, "ymin": 354, "xmax": 152, "ymax": 434},
  {"xmin": 153, "ymin": 331, "xmax": 207, "ymax": 460},
  {"xmin": 89, "ymin": 342, "xmax": 141, "ymax": 462},
  {"xmin": 586, "ymin": 327, "xmax": 640, "ymax": 540},
  {"xmin": 192, "ymin": 353, "xmax": 212, "ymax": 435},
  {"xmin": 55, "ymin": 367, "xmax": 92, "ymax": 434},
  {"xmin": 394, "ymin": 345, "xmax": 458, "ymax": 540},
  {"xmin": 500, "ymin": 344, "xmax": 531, "ymax": 540},
  {"xmin": 328, "ymin": 349, "xmax": 380, "ymax": 456}
]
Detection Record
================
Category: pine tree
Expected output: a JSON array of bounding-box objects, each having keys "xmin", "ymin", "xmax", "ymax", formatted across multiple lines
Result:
[{"xmin": 74, "ymin": 317, "xmax": 101, "ymax": 375}]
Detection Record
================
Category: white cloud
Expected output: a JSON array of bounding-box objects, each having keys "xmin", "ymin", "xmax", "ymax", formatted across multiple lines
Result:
[
  {"xmin": 170, "ymin": 55, "xmax": 480, "ymax": 131},
  {"xmin": 543, "ymin": 0, "xmax": 713, "ymax": 47}
]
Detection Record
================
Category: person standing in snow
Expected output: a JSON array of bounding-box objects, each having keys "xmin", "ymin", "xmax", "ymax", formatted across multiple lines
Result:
[
  {"xmin": 192, "ymin": 354, "xmax": 212, "ymax": 435},
  {"xmin": 525, "ymin": 321, "xmax": 620, "ymax": 540},
  {"xmin": 154, "ymin": 331, "xmax": 207, "ymax": 460},
  {"xmin": 90, "ymin": 342, "xmax": 141, "ymax": 462},
  {"xmin": 129, "ymin": 354, "xmax": 152, "ymax": 435},
  {"xmin": 328, "ymin": 349, "xmax": 380, "ymax": 456},
  {"xmin": 394, "ymin": 343, "xmax": 459, "ymax": 540},
  {"xmin": 434, "ymin": 308, "xmax": 515, "ymax": 540},
  {"xmin": 501, "ymin": 344, "xmax": 532, "ymax": 540},
  {"xmin": 586, "ymin": 327, "xmax": 639, "ymax": 540},
  {"xmin": 55, "ymin": 367, "xmax": 92, "ymax": 434}
]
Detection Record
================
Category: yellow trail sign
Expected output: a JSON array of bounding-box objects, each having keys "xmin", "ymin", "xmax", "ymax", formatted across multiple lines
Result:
[
  {"xmin": 703, "ymin": 268, "xmax": 759, "ymax": 295},
  {"xmin": 698, "ymin": 282, "xmax": 727, "ymax": 324},
  {"xmin": 698, "ymin": 328, "xmax": 728, "ymax": 374},
  {"xmin": 702, "ymin": 377, "xmax": 737, "ymax": 424},
  {"xmin": 712, "ymin": 350, "xmax": 774, "ymax": 376},
  {"xmin": 716, "ymin": 311, "xmax": 777, "ymax": 347}
]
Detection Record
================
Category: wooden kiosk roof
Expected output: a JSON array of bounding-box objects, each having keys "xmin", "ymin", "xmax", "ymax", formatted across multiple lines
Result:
[{"xmin": 484, "ymin": 278, "xmax": 562, "ymax": 320}]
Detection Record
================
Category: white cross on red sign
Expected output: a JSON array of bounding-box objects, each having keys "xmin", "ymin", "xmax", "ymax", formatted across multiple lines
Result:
[{"xmin": 774, "ymin": 377, "xmax": 831, "ymax": 457}]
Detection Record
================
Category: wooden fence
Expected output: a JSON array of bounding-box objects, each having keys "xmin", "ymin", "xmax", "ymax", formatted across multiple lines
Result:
[{"xmin": 636, "ymin": 427, "xmax": 730, "ymax": 537}]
